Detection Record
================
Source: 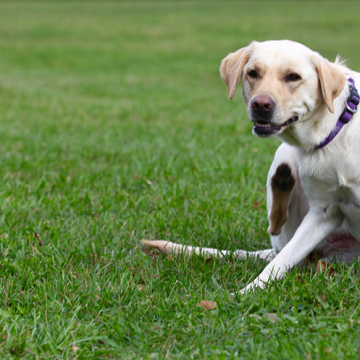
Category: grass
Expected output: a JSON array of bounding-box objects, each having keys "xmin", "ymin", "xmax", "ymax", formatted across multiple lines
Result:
[{"xmin": 1, "ymin": 1, "xmax": 360, "ymax": 358}]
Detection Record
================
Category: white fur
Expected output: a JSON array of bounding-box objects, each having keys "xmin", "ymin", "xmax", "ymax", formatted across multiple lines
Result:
[
  {"xmin": 141, "ymin": 40, "xmax": 360, "ymax": 294},
  {"xmin": 238, "ymin": 41, "xmax": 360, "ymax": 293}
]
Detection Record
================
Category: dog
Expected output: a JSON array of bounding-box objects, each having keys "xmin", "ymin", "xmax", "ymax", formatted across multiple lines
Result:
[{"xmin": 142, "ymin": 40, "xmax": 360, "ymax": 293}]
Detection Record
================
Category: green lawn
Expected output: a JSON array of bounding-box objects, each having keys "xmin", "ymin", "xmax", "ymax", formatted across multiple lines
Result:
[{"xmin": 1, "ymin": 1, "xmax": 360, "ymax": 359}]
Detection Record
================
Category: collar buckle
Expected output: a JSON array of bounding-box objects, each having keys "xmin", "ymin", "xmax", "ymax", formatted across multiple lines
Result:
[{"xmin": 346, "ymin": 102, "xmax": 358, "ymax": 114}]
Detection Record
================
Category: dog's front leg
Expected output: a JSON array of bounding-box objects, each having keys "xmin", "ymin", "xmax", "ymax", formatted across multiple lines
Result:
[{"xmin": 239, "ymin": 203, "xmax": 344, "ymax": 294}]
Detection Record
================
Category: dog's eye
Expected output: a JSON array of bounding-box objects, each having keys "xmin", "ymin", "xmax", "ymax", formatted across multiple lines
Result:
[
  {"xmin": 286, "ymin": 73, "xmax": 302, "ymax": 82},
  {"xmin": 247, "ymin": 70, "xmax": 258, "ymax": 79}
]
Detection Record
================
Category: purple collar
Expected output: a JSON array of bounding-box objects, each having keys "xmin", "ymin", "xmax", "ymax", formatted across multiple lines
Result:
[{"xmin": 314, "ymin": 77, "xmax": 360, "ymax": 150}]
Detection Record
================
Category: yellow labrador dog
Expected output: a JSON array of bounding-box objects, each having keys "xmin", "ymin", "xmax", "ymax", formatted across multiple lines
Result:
[{"xmin": 142, "ymin": 40, "xmax": 360, "ymax": 293}]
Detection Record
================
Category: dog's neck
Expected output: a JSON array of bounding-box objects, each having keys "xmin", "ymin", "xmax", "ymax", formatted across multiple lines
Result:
[{"xmin": 277, "ymin": 74, "xmax": 354, "ymax": 152}]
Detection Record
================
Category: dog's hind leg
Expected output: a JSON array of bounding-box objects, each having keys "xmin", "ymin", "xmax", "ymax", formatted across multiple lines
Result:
[
  {"xmin": 233, "ymin": 248, "xmax": 275, "ymax": 261},
  {"xmin": 267, "ymin": 143, "xmax": 310, "ymax": 253},
  {"xmin": 141, "ymin": 239, "xmax": 229, "ymax": 257},
  {"xmin": 233, "ymin": 144, "xmax": 306, "ymax": 262},
  {"xmin": 268, "ymin": 163, "xmax": 295, "ymax": 236},
  {"xmin": 141, "ymin": 240, "xmax": 275, "ymax": 261}
]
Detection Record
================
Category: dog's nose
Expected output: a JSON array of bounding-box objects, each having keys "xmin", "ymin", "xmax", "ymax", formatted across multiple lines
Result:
[{"xmin": 251, "ymin": 95, "xmax": 275, "ymax": 114}]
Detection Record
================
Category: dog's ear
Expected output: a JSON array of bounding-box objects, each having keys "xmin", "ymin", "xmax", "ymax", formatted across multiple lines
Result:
[
  {"xmin": 312, "ymin": 55, "xmax": 346, "ymax": 113},
  {"xmin": 220, "ymin": 46, "xmax": 251, "ymax": 100}
]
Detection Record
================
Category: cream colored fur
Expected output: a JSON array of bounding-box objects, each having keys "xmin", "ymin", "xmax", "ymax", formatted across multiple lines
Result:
[{"xmin": 141, "ymin": 40, "xmax": 360, "ymax": 294}]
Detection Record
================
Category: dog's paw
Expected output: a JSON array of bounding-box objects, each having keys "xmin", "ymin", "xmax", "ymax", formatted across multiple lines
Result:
[
  {"xmin": 140, "ymin": 240, "xmax": 174, "ymax": 254},
  {"xmin": 231, "ymin": 279, "xmax": 265, "ymax": 296}
]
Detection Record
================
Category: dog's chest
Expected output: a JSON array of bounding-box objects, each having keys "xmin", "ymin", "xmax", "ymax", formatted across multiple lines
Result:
[
  {"xmin": 300, "ymin": 149, "xmax": 360, "ymax": 188},
  {"xmin": 299, "ymin": 150, "xmax": 360, "ymax": 239},
  {"xmin": 300, "ymin": 151, "xmax": 360, "ymax": 205}
]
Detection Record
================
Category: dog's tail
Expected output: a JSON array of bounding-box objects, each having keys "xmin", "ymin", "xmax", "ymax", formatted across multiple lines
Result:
[{"xmin": 140, "ymin": 240, "xmax": 275, "ymax": 261}]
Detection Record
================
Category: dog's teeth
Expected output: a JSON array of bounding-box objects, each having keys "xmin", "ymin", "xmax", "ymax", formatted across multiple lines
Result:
[{"xmin": 256, "ymin": 123, "xmax": 273, "ymax": 128}]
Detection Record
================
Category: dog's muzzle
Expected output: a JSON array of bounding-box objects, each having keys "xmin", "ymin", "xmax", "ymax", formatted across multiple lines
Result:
[{"xmin": 250, "ymin": 95, "xmax": 299, "ymax": 137}]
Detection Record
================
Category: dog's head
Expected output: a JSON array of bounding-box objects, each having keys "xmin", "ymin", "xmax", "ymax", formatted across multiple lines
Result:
[{"xmin": 220, "ymin": 40, "xmax": 346, "ymax": 138}]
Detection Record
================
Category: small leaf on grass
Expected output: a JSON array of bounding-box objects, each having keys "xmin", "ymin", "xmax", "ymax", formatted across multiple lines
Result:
[
  {"xmin": 70, "ymin": 345, "xmax": 79, "ymax": 352},
  {"xmin": 316, "ymin": 260, "xmax": 336, "ymax": 276},
  {"xmin": 146, "ymin": 179, "xmax": 153, "ymax": 186},
  {"xmin": 196, "ymin": 300, "xmax": 218, "ymax": 310}
]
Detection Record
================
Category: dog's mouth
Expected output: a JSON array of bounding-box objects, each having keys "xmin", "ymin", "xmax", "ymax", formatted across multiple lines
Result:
[{"xmin": 253, "ymin": 116, "xmax": 299, "ymax": 137}]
